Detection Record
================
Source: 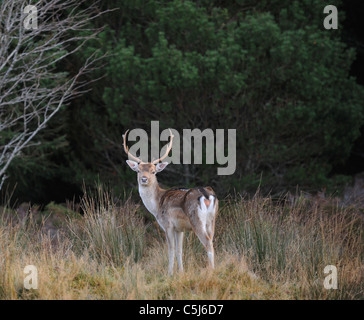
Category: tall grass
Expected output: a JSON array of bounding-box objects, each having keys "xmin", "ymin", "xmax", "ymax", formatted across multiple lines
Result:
[
  {"xmin": 67, "ymin": 186, "xmax": 146, "ymax": 267},
  {"xmin": 0, "ymin": 189, "xmax": 362, "ymax": 299},
  {"xmin": 219, "ymin": 195, "xmax": 363, "ymax": 299}
]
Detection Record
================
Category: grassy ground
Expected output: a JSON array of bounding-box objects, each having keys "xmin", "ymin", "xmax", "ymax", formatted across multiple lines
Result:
[{"xmin": 0, "ymin": 187, "xmax": 363, "ymax": 300}]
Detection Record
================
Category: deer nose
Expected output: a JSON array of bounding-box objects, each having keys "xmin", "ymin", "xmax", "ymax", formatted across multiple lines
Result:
[{"xmin": 141, "ymin": 176, "xmax": 148, "ymax": 183}]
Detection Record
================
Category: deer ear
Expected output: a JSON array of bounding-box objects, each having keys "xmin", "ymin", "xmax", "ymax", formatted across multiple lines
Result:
[
  {"xmin": 126, "ymin": 160, "xmax": 139, "ymax": 172},
  {"xmin": 156, "ymin": 162, "xmax": 168, "ymax": 172}
]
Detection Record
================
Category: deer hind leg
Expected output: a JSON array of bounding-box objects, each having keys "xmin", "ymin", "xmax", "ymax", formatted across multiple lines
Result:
[
  {"xmin": 205, "ymin": 196, "xmax": 217, "ymax": 241},
  {"xmin": 174, "ymin": 231, "xmax": 184, "ymax": 272},
  {"xmin": 194, "ymin": 229, "xmax": 215, "ymax": 269},
  {"xmin": 194, "ymin": 196, "xmax": 216, "ymax": 269},
  {"xmin": 165, "ymin": 228, "xmax": 175, "ymax": 275}
]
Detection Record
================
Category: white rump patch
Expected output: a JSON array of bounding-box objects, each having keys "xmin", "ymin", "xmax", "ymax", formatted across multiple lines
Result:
[
  {"xmin": 198, "ymin": 195, "xmax": 215, "ymax": 233},
  {"xmin": 207, "ymin": 195, "xmax": 215, "ymax": 214}
]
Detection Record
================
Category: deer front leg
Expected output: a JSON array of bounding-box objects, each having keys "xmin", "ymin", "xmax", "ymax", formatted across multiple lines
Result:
[
  {"xmin": 165, "ymin": 228, "xmax": 175, "ymax": 275},
  {"xmin": 175, "ymin": 231, "xmax": 184, "ymax": 272}
]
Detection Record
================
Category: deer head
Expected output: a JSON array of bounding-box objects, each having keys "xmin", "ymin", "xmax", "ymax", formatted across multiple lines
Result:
[{"xmin": 123, "ymin": 129, "xmax": 174, "ymax": 187}]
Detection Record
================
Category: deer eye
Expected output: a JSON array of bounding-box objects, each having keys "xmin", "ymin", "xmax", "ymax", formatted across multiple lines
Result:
[{"xmin": 152, "ymin": 171, "xmax": 156, "ymax": 174}]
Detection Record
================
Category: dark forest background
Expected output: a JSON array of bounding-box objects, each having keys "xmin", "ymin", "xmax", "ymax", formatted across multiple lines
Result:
[{"xmin": 2, "ymin": 0, "xmax": 364, "ymax": 205}]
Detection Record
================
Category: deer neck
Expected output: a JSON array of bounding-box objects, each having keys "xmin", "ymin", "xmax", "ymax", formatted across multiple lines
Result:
[{"xmin": 138, "ymin": 179, "xmax": 164, "ymax": 218}]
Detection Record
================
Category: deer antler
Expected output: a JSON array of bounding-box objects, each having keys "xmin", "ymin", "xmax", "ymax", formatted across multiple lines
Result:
[
  {"xmin": 152, "ymin": 129, "xmax": 174, "ymax": 164},
  {"xmin": 123, "ymin": 130, "xmax": 143, "ymax": 163}
]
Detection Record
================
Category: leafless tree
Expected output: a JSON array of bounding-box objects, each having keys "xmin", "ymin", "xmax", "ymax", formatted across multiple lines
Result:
[{"xmin": 0, "ymin": 0, "xmax": 108, "ymax": 190}]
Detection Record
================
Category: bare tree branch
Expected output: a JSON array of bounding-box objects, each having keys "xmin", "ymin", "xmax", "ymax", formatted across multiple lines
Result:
[{"xmin": 0, "ymin": 0, "xmax": 112, "ymax": 189}]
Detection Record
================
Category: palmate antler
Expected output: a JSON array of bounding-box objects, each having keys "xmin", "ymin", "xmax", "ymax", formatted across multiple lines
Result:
[{"xmin": 122, "ymin": 129, "xmax": 174, "ymax": 163}]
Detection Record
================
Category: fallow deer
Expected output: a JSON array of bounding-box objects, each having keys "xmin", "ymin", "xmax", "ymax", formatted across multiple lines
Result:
[{"xmin": 123, "ymin": 129, "xmax": 218, "ymax": 275}]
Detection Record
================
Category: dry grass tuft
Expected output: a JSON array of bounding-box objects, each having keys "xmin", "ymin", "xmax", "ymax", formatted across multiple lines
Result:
[{"xmin": 0, "ymin": 188, "xmax": 362, "ymax": 299}]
